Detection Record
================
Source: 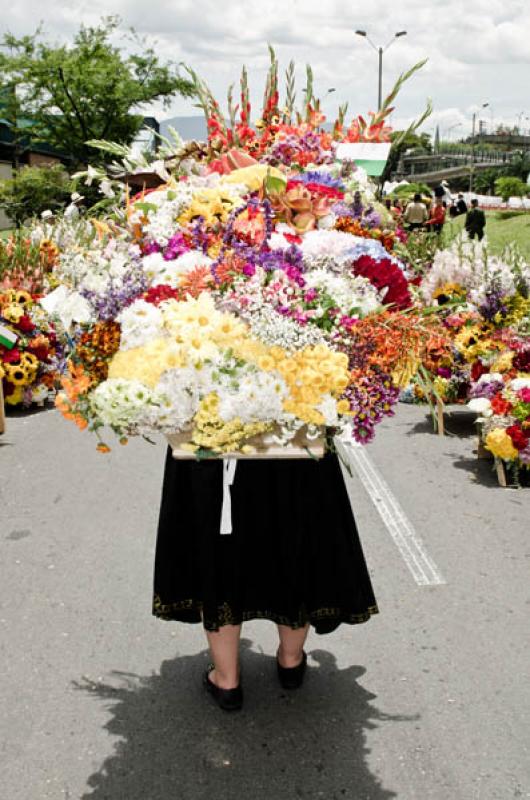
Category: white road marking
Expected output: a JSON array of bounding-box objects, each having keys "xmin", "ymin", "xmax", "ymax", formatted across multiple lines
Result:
[{"xmin": 339, "ymin": 439, "xmax": 446, "ymax": 587}]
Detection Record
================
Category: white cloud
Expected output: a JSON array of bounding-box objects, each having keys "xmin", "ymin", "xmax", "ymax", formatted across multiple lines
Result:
[{"xmin": 1, "ymin": 0, "xmax": 529, "ymax": 136}]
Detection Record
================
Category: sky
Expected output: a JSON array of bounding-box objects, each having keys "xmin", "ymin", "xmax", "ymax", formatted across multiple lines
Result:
[{"xmin": 1, "ymin": 0, "xmax": 529, "ymax": 140}]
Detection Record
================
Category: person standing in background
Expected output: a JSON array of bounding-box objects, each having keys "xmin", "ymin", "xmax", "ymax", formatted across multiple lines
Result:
[
  {"xmin": 426, "ymin": 197, "xmax": 446, "ymax": 235},
  {"xmin": 403, "ymin": 193, "xmax": 428, "ymax": 230},
  {"xmin": 465, "ymin": 199, "xmax": 486, "ymax": 240},
  {"xmin": 456, "ymin": 193, "xmax": 468, "ymax": 216}
]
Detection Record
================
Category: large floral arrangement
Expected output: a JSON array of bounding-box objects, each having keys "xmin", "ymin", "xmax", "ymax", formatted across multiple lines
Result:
[
  {"xmin": 47, "ymin": 57, "xmax": 439, "ymax": 454},
  {"xmin": 468, "ymin": 358, "xmax": 530, "ymax": 475},
  {"xmin": 409, "ymin": 237, "xmax": 530, "ymax": 405},
  {"xmin": 0, "ymin": 289, "xmax": 63, "ymax": 407}
]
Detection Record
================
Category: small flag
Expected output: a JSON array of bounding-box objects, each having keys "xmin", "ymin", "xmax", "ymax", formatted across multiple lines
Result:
[
  {"xmin": 0, "ymin": 323, "xmax": 18, "ymax": 350},
  {"xmin": 335, "ymin": 142, "xmax": 391, "ymax": 177}
]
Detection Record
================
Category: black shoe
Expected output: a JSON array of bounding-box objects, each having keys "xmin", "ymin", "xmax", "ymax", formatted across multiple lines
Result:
[
  {"xmin": 204, "ymin": 665, "xmax": 243, "ymax": 711},
  {"xmin": 277, "ymin": 650, "xmax": 307, "ymax": 690}
]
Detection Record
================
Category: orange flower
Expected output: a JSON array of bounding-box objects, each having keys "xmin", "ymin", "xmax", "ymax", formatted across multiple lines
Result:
[
  {"xmin": 96, "ymin": 443, "xmax": 111, "ymax": 454},
  {"xmin": 180, "ymin": 265, "xmax": 215, "ymax": 297}
]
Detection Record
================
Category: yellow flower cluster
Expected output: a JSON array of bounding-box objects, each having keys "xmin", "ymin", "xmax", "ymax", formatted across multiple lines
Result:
[
  {"xmin": 250, "ymin": 342, "xmax": 349, "ymax": 426},
  {"xmin": 495, "ymin": 294, "xmax": 530, "ymax": 327},
  {"xmin": 177, "ymin": 187, "xmax": 242, "ymax": 228},
  {"xmin": 109, "ymin": 339, "xmax": 183, "ymax": 387},
  {"xmin": 108, "ymin": 294, "xmax": 249, "ymax": 384},
  {"xmin": 453, "ymin": 325, "xmax": 499, "ymax": 363},
  {"xmin": 484, "ymin": 428, "xmax": 518, "ymax": 461},
  {"xmin": 186, "ymin": 392, "xmax": 272, "ymax": 454},
  {"xmin": 489, "ymin": 349, "xmax": 515, "ymax": 374}
]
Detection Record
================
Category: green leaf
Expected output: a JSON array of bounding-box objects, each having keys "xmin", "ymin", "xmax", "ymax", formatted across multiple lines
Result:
[{"xmin": 264, "ymin": 171, "xmax": 287, "ymax": 196}]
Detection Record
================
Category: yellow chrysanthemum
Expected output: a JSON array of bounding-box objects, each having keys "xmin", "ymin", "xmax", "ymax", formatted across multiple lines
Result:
[
  {"xmin": 189, "ymin": 392, "xmax": 272, "ymax": 453},
  {"xmin": 108, "ymin": 339, "xmax": 184, "ymax": 387},
  {"xmin": 484, "ymin": 428, "xmax": 518, "ymax": 461}
]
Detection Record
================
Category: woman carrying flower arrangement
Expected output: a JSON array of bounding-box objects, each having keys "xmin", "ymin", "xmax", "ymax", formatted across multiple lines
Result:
[{"xmin": 153, "ymin": 440, "xmax": 379, "ymax": 711}]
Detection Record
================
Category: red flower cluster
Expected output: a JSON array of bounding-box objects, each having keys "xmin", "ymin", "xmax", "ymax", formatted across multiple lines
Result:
[
  {"xmin": 490, "ymin": 395, "xmax": 512, "ymax": 415},
  {"xmin": 352, "ymin": 255, "xmax": 412, "ymax": 310},
  {"xmin": 144, "ymin": 285, "xmax": 182, "ymax": 306},
  {"xmin": 506, "ymin": 425, "xmax": 529, "ymax": 451}
]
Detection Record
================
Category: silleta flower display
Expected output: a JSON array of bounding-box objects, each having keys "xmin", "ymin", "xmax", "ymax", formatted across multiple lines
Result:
[{"xmin": 33, "ymin": 57, "xmax": 439, "ymax": 455}]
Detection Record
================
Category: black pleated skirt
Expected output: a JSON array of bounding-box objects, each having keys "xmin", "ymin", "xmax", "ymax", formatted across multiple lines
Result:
[{"xmin": 152, "ymin": 448, "xmax": 378, "ymax": 634}]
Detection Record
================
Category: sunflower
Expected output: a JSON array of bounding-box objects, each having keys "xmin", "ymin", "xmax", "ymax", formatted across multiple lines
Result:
[{"xmin": 4, "ymin": 364, "xmax": 29, "ymax": 386}]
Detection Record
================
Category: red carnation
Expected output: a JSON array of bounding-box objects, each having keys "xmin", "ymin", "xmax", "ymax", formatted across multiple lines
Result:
[
  {"xmin": 352, "ymin": 255, "xmax": 412, "ymax": 310},
  {"xmin": 2, "ymin": 347, "xmax": 21, "ymax": 364},
  {"xmin": 506, "ymin": 424, "xmax": 529, "ymax": 451},
  {"xmin": 17, "ymin": 314, "xmax": 35, "ymax": 334},
  {"xmin": 143, "ymin": 284, "xmax": 182, "ymax": 306},
  {"xmin": 490, "ymin": 395, "xmax": 512, "ymax": 416}
]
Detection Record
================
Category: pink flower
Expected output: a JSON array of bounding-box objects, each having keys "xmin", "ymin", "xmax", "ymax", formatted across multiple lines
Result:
[{"xmin": 518, "ymin": 388, "xmax": 530, "ymax": 403}]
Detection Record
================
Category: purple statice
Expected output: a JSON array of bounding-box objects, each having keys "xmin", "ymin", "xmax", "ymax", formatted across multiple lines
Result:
[
  {"xmin": 163, "ymin": 232, "xmax": 189, "ymax": 261},
  {"xmin": 81, "ymin": 267, "xmax": 148, "ymax": 322}
]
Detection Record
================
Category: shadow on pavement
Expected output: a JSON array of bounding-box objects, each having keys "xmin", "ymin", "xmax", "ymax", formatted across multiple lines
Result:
[
  {"xmin": 75, "ymin": 638, "xmax": 416, "ymax": 800},
  {"xmin": 405, "ymin": 408, "xmax": 478, "ymax": 439}
]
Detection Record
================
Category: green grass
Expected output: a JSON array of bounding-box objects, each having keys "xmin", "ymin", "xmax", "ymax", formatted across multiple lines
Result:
[
  {"xmin": 444, "ymin": 211, "xmax": 530, "ymax": 259},
  {"xmin": 0, "ymin": 229, "xmax": 14, "ymax": 241}
]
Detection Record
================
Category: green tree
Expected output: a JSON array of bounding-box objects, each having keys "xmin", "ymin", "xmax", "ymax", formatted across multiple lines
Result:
[
  {"xmin": 494, "ymin": 176, "xmax": 529, "ymax": 203},
  {"xmin": 473, "ymin": 167, "xmax": 507, "ymax": 195},
  {"xmin": 0, "ymin": 164, "xmax": 73, "ymax": 226},
  {"xmin": 0, "ymin": 17, "xmax": 194, "ymax": 167}
]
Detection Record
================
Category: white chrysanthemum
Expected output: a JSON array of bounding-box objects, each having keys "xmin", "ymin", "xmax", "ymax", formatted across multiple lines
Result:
[
  {"xmin": 317, "ymin": 394, "xmax": 339, "ymax": 426},
  {"xmin": 304, "ymin": 269, "xmax": 381, "ymax": 316},
  {"xmin": 141, "ymin": 252, "xmax": 168, "ymax": 281},
  {"xmin": 40, "ymin": 286, "xmax": 93, "ymax": 329},
  {"xmin": 217, "ymin": 370, "xmax": 288, "ymax": 424},
  {"xmin": 91, "ymin": 379, "xmax": 160, "ymax": 429},
  {"xmin": 117, "ymin": 300, "xmax": 164, "ymax": 350}
]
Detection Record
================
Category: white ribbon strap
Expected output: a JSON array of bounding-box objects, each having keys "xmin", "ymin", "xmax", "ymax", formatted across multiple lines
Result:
[{"xmin": 220, "ymin": 458, "xmax": 238, "ymax": 535}]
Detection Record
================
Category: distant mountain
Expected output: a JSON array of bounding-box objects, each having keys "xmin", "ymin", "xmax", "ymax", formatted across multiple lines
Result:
[{"xmin": 160, "ymin": 116, "xmax": 207, "ymax": 142}]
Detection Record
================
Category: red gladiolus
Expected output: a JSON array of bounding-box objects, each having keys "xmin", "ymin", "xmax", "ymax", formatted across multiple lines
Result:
[{"xmin": 506, "ymin": 424, "xmax": 529, "ymax": 451}]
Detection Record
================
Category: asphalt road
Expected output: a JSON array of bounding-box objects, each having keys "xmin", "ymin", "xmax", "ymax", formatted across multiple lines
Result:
[{"xmin": 1, "ymin": 404, "xmax": 529, "ymax": 800}]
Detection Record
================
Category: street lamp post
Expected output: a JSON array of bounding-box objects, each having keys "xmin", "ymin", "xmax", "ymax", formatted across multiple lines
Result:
[
  {"xmin": 355, "ymin": 30, "xmax": 407, "ymax": 111},
  {"xmin": 469, "ymin": 102, "xmax": 489, "ymax": 193}
]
